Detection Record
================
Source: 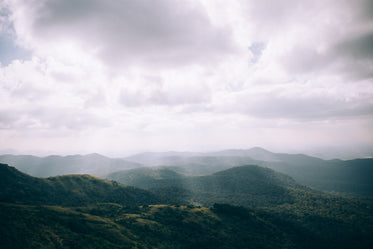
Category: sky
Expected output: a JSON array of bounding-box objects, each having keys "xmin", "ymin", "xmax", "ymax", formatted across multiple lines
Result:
[{"xmin": 0, "ymin": 0, "xmax": 372, "ymax": 158}]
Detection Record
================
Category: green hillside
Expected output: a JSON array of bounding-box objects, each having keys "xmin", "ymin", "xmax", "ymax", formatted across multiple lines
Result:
[
  {"xmin": 108, "ymin": 165, "xmax": 311, "ymax": 207},
  {"xmin": 1, "ymin": 201, "xmax": 372, "ymax": 249},
  {"xmin": 1, "ymin": 163, "xmax": 373, "ymax": 249},
  {"xmin": 0, "ymin": 163, "xmax": 161, "ymax": 206},
  {"xmin": 122, "ymin": 148, "xmax": 373, "ymax": 196}
]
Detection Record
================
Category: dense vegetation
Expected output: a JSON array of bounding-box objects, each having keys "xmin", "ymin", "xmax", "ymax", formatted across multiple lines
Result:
[
  {"xmin": 1, "ymin": 201, "xmax": 372, "ymax": 249},
  {"xmin": 0, "ymin": 163, "xmax": 161, "ymax": 206},
  {"xmin": 1, "ymin": 162, "xmax": 373, "ymax": 248}
]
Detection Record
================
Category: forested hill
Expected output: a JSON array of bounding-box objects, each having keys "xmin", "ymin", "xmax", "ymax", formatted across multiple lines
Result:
[
  {"xmin": 122, "ymin": 148, "xmax": 373, "ymax": 196},
  {"xmin": 108, "ymin": 165, "xmax": 313, "ymax": 207},
  {"xmin": 1, "ymin": 163, "xmax": 373, "ymax": 249},
  {"xmin": 0, "ymin": 163, "xmax": 161, "ymax": 206}
]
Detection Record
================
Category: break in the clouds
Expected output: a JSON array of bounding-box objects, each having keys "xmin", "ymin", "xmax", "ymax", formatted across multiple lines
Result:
[{"xmin": 0, "ymin": 0, "xmax": 372, "ymax": 157}]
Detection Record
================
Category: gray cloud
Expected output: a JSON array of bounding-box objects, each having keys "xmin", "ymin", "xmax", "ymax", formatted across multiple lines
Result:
[
  {"xmin": 26, "ymin": 0, "xmax": 236, "ymax": 68},
  {"xmin": 0, "ymin": 111, "xmax": 19, "ymax": 129},
  {"xmin": 120, "ymin": 83, "xmax": 210, "ymax": 107},
  {"xmin": 245, "ymin": 0, "xmax": 373, "ymax": 81},
  {"xmin": 243, "ymin": 94, "xmax": 373, "ymax": 120},
  {"xmin": 356, "ymin": 0, "xmax": 373, "ymax": 20},
  {"xmin": 31, "ymin": 107, "xmax": 111, "ymax": 130},
  {"xmin": 213, "ymin": 87, "xmax": 373, "ymax": 121},
  {"xmin": 336, "ymin": 33, "xmax": 373, "ymax": 61}
]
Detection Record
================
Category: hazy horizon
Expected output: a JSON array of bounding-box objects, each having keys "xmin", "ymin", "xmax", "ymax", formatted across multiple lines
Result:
[
  {"xmin": 1, "ymin": 145, "xmax": 372, "ymax": 161},
  {"xmin": 1, "ymin": 0, "xmax": 372, "ymax": 158}
]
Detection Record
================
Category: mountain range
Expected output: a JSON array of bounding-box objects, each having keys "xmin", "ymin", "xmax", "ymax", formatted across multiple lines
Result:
[
  {"xmin": 0, "ymin": 153, "xmax": 141, "ymax": 177},
  {"xmin": 2, "ymin": 147, "xmax": 372, "ymax": 196}
]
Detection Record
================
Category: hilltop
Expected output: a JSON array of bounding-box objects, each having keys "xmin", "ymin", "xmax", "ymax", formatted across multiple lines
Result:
[{"xmin": 0, "ymin": 163, "xmax": 160, "ymax": 206}]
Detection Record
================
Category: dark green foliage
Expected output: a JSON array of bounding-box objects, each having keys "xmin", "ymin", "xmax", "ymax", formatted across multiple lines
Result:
[
  {"xmin": 2, "ymin": 201, "xmax": 372, "ymax": 249},
  {"xmin": 2, "ymin": 162, "xmax": 373, "ymax": 249},
  {"xmin": 0, "ymin": 163, "xmax": 161, "ymax": 206},
  {"xmin": 0, "ymin": 203, "xmax": 138, "ymax": 249}
]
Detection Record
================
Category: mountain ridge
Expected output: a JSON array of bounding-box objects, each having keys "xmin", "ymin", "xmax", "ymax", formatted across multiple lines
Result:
[
  {"xmin": 0, "ymin": 163, "xmax": 161, "ymax": 207},
  {"xmin": 2, "ymin": 147, "xmax": 373, "ymax": 196}
]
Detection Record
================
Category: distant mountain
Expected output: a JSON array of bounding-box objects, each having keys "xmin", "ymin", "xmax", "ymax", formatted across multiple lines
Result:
[
  {"xmin": 205, "ymin": 147, "xmax": 280, "ymax": 161},
  {"xmin": 108, "ymin": 167, "xmax": 186, "ymax": 189},
  {"xmin": 0, "ymin": 163, "xmax": 161, "ymax": 206},
  {"xmin": 123, "ymin": 147, "xmax": 321, "ymax": 165},
  {"xmin": 124, "ymin": 151, "xmax": 204, "ymax": 165},
  {"xmin": 123, "ymin": 148, "xmax": 373, "ymax": 196},
  {"xmin": 2, "ymin": 147, "xmax": 373, "ymax": 196},
  {"xmin": 108, "ymin": 165, "xmax": 312, "ymax": 207},
  {"xmin": 0, "ymin": 154, "xmax": 142, "ymax": 177},
  {"xmin": 289, "ymin": 158, "xmax": 373, "ymax": 196}
]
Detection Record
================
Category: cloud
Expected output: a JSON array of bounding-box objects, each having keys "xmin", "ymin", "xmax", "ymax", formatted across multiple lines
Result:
[
  {"xmin": 1, "ymin": 0, "xmax": 372, "ymax": 155},
  {"xmin": 242, "ymin": 0, "xmax": 373, "ymax": 82},
  {"xmin": 212, "ymin": 80, "xmax": 373, "ymax": 120},
  {"xmin": 119, "ymin": 75, "xmax": 211, "ymax": 107},
  {"xmin": 8, "ymin": 0, "xmax": 236, "ymax": 69}
]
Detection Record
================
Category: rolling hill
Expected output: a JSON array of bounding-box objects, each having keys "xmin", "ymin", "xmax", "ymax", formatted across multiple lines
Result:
[
  {"xmin": 123, "ymin": 148, "xmax": 373, "ymax": 196},
  {"xmin": 0, "ymin": 163, "xmax": 160, "ymax": 206},
  {"xmin": 1, "ymin": 162, "xmax": 373, "ymax": 249},
  {"xmin": 2, "ymin": 147, "xmax": 373, "ymax": 196},
  {"xmin": 108, "ymin": 165, "xmax": 313, "ymax": 207}
]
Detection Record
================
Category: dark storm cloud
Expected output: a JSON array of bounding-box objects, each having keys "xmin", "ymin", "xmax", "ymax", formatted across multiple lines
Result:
[{"xmin": 29, "ymin": 0, "xmax": 236, "ymax": 67}]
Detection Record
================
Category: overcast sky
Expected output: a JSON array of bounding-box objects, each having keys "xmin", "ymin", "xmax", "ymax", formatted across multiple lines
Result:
[{"xmin": 0, "ymin": 0, "xmax": 372, "ymax": 158}]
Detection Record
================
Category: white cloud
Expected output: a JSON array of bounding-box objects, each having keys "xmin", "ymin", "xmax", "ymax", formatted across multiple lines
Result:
[
  {"xmin": 0, "ymin": 0, "xmax": 372, "ymax": 156},
  {"xmin": 7, "ymin": 0, "xmax": 237, "ymax": 70}
]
